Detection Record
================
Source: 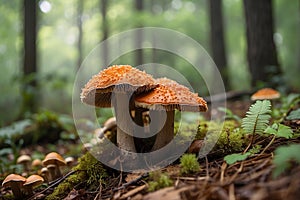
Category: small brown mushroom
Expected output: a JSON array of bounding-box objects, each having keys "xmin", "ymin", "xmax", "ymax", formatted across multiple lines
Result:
[
  {"xmin": 2, "ymin": 174, "xmax": 26, "ymax": 199},
  {"xmin": 95, "ymin": 117, "xmax": 117, "ymax": 139},
  {"xmin": 65, "ymin": 157, "xmax": 75, "ymax": 167},
  {"xmin": 135, "ymin": 78, "xmax": 208, "ymax": 151},
  {"xmin": 82, "ymin": 143, "xmax": 93, "ymax": 153},
  {"xmin": 31, "ymin": 159, "xmax": 42, "ymax": 171},
  {"xmin": 251, "ymin": 88, "xmax": 280, "ymax": 101},
  {"xmin": 17, "ymin": 155, "xmax": 31, "ymax": 171},
  {"xmin": 42, "ymin": 152, "xmax": 66, "ymax": 181},
  {"xmin": 23, "ymin": 175, "xmax": 44, "ymax": 196},
  {"xmin": 40, "ymin": 167, "xmax": 50, "ymax": 183}
]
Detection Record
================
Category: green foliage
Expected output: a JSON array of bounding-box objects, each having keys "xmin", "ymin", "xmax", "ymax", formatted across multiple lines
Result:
[
  {"xmin": 73, "ymin": 152, "xmax": 108, "ymax": 185},
  {"xmin": 264, "ymin": 123, "xmax": 293, "ymax": 139},
  {"xmin": 224, "ymin": 145, "xmax": 261, "ymax": 165},
  {"xmin": 148, "ymin": 171, "xmax": 173, "ymax": 192},
  {"xmin": 218, "ymin": 107, "xmax": 241, "ymax": 121},
  {"xmin": 47, "ymin": 152, "xmax": 108, "ymax": 200},
  {"xmin": 224, "ymin": 152, "xmax": 251, "ymax": 165},
  {"xmin": 197, "ymin": 120, "xmax": 246, "ymax": 154},
  {"xmin": 286, "ymin": 108, "xmax": 300, "ymax": 120},
  {"xmin": 273, "ymin": 93, "xmax": 300, "ymax": 122},
  {"xmin": 46, "ymin": 171, "xmax": 87, "ymax": 200},
  {"xmin": 242, "ymin": 100, "xmax": 271, "ymax": 135},
  {"xmin": 179, "ymin": 154, "xmax": 200, "ymax": 175},
  {"xmin": 273, "ymin": 144, "xmax": 300, "ymax": 178}
]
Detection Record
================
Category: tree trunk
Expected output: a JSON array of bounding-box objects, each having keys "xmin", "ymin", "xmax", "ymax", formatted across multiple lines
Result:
[
  {"xmin": 243, "ymin": 0, "xmax": 281, "ymax": 87},
  {"xmin": 135, "ymin": 0, "xmax": 143, "ymax": 66},
  {"xmin": 23, "ymin": 0, "xmax": 37, "ymax": 113},
  {"xmin": 101, "ymin": 0, "xmax": 109, "ymax": 67},
  {"xmin": 208, "ymin": 0, "xmax": 228, "ymax": 89},
  {"xmin": 77, "ymin": 0, "xmax": 83, "ymax": 71}
]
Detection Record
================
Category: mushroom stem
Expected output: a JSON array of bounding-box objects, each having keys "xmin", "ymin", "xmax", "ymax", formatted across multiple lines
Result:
[
  {"xmin": 151, "ymin": 110, "xmax": 175, "ymax": 151},
  {"xmin": 23, "ymin": 185, "xmax": 34, "ymax": 196},
  {"xmin": 10, "ymin": 182, "xmax": 24, "ymax": 199},
  {"xmin": 114, "ymin": 92, "xmax": 136, "ymax": 152}
]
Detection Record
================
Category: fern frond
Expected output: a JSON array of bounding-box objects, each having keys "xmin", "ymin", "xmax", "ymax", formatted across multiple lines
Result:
[{"xmin": 242, "ymin": 100, "xmax": 271, "ymax": 135}]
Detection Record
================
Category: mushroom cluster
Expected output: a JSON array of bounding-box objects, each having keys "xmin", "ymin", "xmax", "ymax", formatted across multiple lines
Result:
[
  {"xmin": 2, "ymin": 174, "xmax": 44, "ymax": 198},
  {"xmin": 81, "ymin": 65, "xmax": 208, "ymax": 153},
  {"xmin": 2, "ymin": 152, "xmax": 76, "ymax": 198}
]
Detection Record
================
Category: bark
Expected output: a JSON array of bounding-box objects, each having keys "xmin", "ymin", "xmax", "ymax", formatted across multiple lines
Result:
[
  {"xmin": 243, "ymin": 0, "xmax": 281, "ymax": 87},
  {"xmin": 101, "ymin": 0, "xmax": 109, "ymax": 66},
  {"xmin": 23, "ymin": 0, "xmax": 37, "ymax": 112},
  {"xmin": 77, "ymin": 0, "xmax": 83, "ymax": 71},
  {"xmin": 135, "ymin": 0, "xmax": 143, "ymax": 66},
  {"xmin": 208, "ymin": 0, "xmax": 228, "ymax": 89}
]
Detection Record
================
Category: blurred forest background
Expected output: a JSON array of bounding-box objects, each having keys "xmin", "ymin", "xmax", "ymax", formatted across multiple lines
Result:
[{"xmin": 0, "ymin": 0, "xmax": 299, "ymax": 124}]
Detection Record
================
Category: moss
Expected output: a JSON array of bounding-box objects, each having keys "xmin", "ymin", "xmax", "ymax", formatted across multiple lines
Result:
[
  {"xmin": 74, "ymin": 152, "xmax": 108, "ymax": 185},
  {"xmin": 46, "ymin": 171, "xmax": 86, "ymax": 200},
  {"xmin": 196, "ymin": 120, "xmax": 248, "ymax": 155},
  {"xmin": 179, "ymin": 154, "xmax": 200, "ymax": 175},
  {"xmin": 148, "ymin": 171, "xmax": 173, "ymax": 192},
  {"xmin": 46, "ymin": 152, "xmax": 107, "ymax": 200}
]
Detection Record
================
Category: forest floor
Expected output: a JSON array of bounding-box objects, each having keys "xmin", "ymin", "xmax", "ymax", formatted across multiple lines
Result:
[{"xmin": 0, "ymin": 99, "xmax": 300, "ymax": 200}]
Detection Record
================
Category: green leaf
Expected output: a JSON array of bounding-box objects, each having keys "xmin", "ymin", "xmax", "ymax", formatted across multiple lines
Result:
[
  {"xmin": 242, "ymin": 100, "xmax": 271, "ymax": 135},
  {"xmin": 224, "ymin": 152, "xmax": 251, "ymax": 165},
  {"xmin": 286, "ymin": 108, "xmax": 300, "ymax": 120},
  {"xmin": 273, "ymin": 144, "xmax": 300, "ymax": 178},
  {"xmin": 277, "ymin": 124, "xmax": 293, "ymax": 138},
  {"xmin": 265, "ymin": 123, "xmax": 293, "ymax": 139}
]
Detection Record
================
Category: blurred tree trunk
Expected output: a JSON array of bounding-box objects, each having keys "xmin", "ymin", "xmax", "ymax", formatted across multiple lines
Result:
[
  {"xmin": 208, "ymin": 0, "xmax": 229, "ymax": 89},
  {"xmin": 243, "ymin": 0, "xmax": 281, "ymax": 87},
  {"xmin": 77, "ymin": 0, "xmax": 83, "ymax": 70},
  {"xmin": 23, "ymin": 0, "xmax": 37, "ymax": 113},
  {"xmin": 101, "ymin": 0, "xmax": 109, "ymax": 66},
  {"xmin": 135, "ymin": 0, "xmax": 143, "ymax": 66}
]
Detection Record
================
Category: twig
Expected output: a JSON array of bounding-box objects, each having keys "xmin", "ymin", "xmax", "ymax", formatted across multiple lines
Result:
[
  {"xmin": 220, "ymin": 162, "xmax": 227, "ymax": 185},
  {"xmin": 26, "ymin": 170, "xmax": 77, "ymax": 200},
  {"xmin": 112, "ymin": 173, "xmax": 149, "ymax": 192},
  {"xmin": 229, "ymin": 184, "xmax": 236, "ymax": 200},
  {"xmin": 260, "ymin": 135, "xmax": 276, "ymax": 155}
]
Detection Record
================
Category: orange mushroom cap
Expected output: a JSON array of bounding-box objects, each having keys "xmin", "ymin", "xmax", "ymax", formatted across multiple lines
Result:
[
  {"xmin": 135, "ymin": 77, "xmax": 208, "ymax": 112},
  {"xmin": 23, "ymin": 175, "xmax": 44, "ymax": 187},
  {"xmin": 81, "ymin": 65, "xmax": 158, "ymax": 107},
  {"xmin": 2, "ymin": 174, "xmax": 26, "ymax": 187},
  {"xmin": 251, "ymin": 88, "xmax": 280, "ymax": 101},
  {"xmin": 42, "ymin": 152, "xmax": 66, "ymax": 167}
]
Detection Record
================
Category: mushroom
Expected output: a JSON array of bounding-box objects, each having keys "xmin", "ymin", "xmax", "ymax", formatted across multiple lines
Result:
[
  {"xmin": 42, "ymin": 152, "xmax": 66, "ymax": 181},
  {"xmin": 81, "ymin": 65, "xmax": 158, "ymax": 152},
  {"xmin": 95, "ymin": 117, "xmax": 117, "ymax": 139},
  {"xmin": 40, "ymin": 167, "xmax": 50, "ymax": 183},
  {"xmin": 2, "ymin": 174, "xmax": 26, "ymax": 199},
  {"xmin": 31, "ymin": 159, "xmax": 42, "ymax": 170},
  {"xmin": 23, "ymin": 175, "xmax": 44, "ymax": 196},
  {"xmin": 82, "ymin": 143, "xmax": 93, "ymax": 153},
  {"xmin": 65, "ymin": 156, "xmax": 75, "ymax": 167},
  {"xmin": 135, "ymin": 78, "xmax": 208, "ymax": 151},
  {"xmin": 251, "ymin": 88, "xmax": 280, "ymax": 101},
  {"xmin": 17, "ymin": 155, "xmax": 31, "ymax": 171},
  {"xmin": 46, "ymin": 164, "xmax": 57, "ymax": 182}
]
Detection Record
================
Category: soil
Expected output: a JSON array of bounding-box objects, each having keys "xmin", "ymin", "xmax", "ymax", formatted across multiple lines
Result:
[{"xmin": 1, "ymin": 100, "xmax": 300, "ymax": 200}]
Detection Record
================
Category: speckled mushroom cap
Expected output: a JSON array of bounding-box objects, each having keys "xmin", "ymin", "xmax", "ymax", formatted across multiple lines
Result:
[
  {"xmin": 2, "ymin": 174, "xmax": 26, "ymax": 187},
  {"xmin": 81, "ymin": 65, "xmax": 158, "ymax": 107},
  {"xmin": 135, "ymin": 77, "xmax": 208, "ymax": 112},
  {"xmin": 23, "ymin": 175, "xmax": 44, "ymax": 187},
  {"xmin": 251, "ymin": 88, "xmax": 280, "ymax": 101},
  {"xmin": 42, "ymin": 152, "xmax": 66, "ymax": 167}
]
